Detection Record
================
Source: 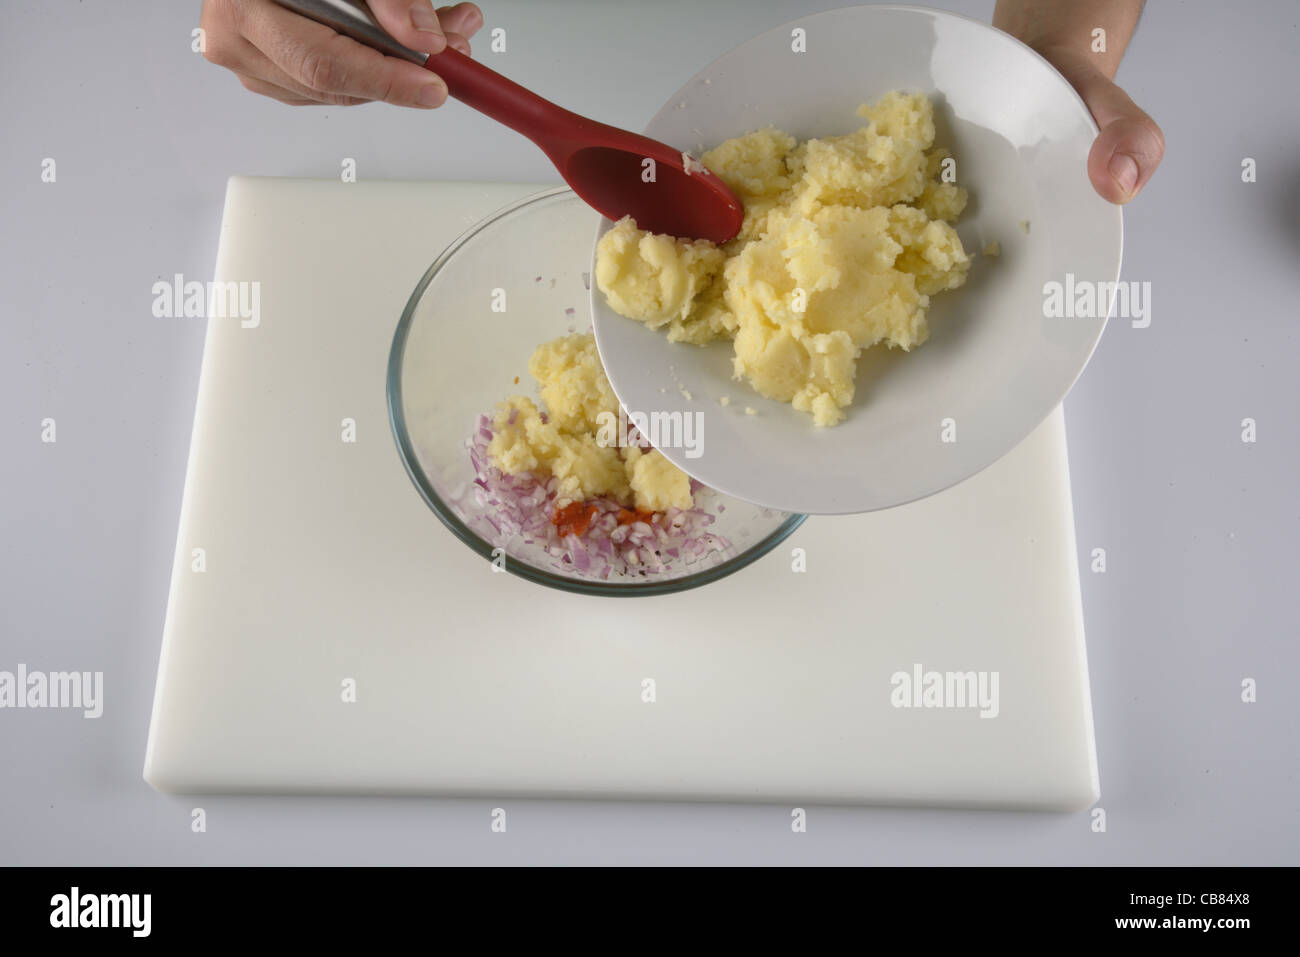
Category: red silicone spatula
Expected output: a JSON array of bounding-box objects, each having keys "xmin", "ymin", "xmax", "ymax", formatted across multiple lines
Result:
[{"xmin": 271, "ymin": 0, "xmax": 744, "ymax": 243}]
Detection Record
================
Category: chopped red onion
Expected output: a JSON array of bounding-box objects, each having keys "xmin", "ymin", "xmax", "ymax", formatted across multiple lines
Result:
[{"xmin": 459, "ymin": 414, "xmax": 734, "ymax": 580}]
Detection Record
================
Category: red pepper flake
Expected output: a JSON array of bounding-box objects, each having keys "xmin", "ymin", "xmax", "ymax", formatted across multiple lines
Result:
[
  {"xmin": 616, "ymin": 507, "xmax": 656, "ymax": 526},
  {"xmin": 552, "ymin": 501, "xmax": 599, "ymax": 538},
  {"xmin": 513, "ymin": 376, "xmax": 520, "ymax": 384}
]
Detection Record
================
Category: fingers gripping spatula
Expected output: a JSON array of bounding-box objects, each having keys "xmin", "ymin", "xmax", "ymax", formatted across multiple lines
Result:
[{"xmin": 271, "ymin": 0, "xmax": 744, "ymax": 242}]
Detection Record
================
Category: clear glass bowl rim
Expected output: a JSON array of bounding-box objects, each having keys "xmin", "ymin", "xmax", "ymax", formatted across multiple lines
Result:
[{"xmin": 385, "ymin": 186, "xmax": 807, "ymax": 597}]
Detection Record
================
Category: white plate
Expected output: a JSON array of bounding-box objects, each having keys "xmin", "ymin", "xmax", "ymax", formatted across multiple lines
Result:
[{"xmin": 591, "ymin": 4, "xmax": 1121, "ymax": 515}]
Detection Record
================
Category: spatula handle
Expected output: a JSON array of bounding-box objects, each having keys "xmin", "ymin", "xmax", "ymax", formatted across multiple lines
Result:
[
  {"xmin": 422, "ymin": 47, "xmax": 570, "ymax": 144},
  {"xmin": 271, "ymin": 0, "xmax": 426, "ymax": 64}
]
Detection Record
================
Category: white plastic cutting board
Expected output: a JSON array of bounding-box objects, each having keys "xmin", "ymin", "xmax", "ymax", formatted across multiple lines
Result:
[{"xmin": 144, "ymin": 177, "xmax": 1099, "ymax": 809}]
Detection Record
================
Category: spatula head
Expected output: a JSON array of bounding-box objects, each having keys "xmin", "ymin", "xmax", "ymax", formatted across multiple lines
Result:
[{"xmin": 562, "ymin": 142, "xmax": 743, "ymax": 243}]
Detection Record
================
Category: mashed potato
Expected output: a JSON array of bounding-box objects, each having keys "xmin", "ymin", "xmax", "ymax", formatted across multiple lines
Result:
[
  {"xmin": 487, "ymin": 333, "xmax": 693, "ymax": 512},
  {"xmin": 595, "ymin": 91, "xmax": 971, "ymax": 427}
]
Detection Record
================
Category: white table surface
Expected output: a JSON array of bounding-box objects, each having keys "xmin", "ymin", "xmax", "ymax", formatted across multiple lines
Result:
[
  {"xmin": 1, "ymin": 0, "xmax": 1296, "ymax": 864},
  {"xmin": 141, "ymin": 178, "xmax": 1097, "ymax": 811}
]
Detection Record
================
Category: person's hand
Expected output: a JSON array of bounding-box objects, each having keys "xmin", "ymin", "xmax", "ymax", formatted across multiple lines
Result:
[
  {"xmin": 995, "ymin": 0, "xmax": 1164, "ymax": 204},
  {"xmin": 1032, "ymin": 44, "xmax": 1165, "ymax": 205},
  {"xmin": 200, "ymin": 0, "xmax": 483, "ymax": 108}
]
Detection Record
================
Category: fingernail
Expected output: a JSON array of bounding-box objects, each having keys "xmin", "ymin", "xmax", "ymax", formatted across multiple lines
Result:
[
  {"xmin": 416, "ymin": 80, "xmax": 446, "ymax": 108},
  {"xmin": 410, "ymin": 2, "xmax": 441, "ymax": 34},
  {"xmin": 1109, "ymin": 152, "xmax": 1138, "ymax": 197}
]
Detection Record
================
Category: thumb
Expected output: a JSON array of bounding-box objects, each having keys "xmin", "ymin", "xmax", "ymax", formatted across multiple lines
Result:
[
  {"xmin": 368, "ymin": 0, "xmax": 447, "ymax": 55},
  {"xmin": 1067, "ymin": 65, "xmax": 1165, "ymax": 204}
]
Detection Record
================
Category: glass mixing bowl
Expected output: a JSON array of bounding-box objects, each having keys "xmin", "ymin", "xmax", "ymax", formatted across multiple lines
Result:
[{"xmin": 387, "ymin": 187, "xmax": 804, "ymax": 596}]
